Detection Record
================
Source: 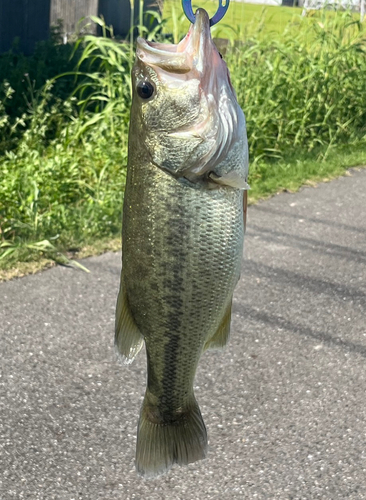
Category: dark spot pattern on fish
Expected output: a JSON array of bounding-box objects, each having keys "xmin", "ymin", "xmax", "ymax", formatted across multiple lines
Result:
[{"xmin": 160, "ymin": 193, "xmax": 190, "ymax": 420}]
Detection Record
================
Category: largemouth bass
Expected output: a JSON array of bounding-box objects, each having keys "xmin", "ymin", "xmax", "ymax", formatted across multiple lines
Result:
[{"xmin": 115, "ymin": 8, "xmax": 249, "ymax": 477}]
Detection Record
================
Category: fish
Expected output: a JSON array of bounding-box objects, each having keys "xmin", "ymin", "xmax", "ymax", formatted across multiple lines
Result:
[{"xmin": 115, "ymin": 8, "xmax": 249, "ymax": 478}]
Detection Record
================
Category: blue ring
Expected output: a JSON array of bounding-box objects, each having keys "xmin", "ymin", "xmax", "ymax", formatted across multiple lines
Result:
[{"xmin": 182, "ymin": 0, "xmax": 230, "ymax": 27}]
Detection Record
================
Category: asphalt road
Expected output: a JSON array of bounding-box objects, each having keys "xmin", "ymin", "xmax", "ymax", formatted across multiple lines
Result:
[{"xmin": 1, "ymin": 168, "xmax": 366, "ymax": 500}]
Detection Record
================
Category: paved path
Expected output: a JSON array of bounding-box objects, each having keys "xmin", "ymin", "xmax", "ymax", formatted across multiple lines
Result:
[{"xmin": 1, "ymin": 169, "xmax": 366, "ymax": 500}]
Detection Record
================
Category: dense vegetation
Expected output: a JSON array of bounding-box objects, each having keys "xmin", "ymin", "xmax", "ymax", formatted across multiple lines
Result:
[{"xmin": 0, "ymin": 8, "xmax": 365, "ymax": 273}]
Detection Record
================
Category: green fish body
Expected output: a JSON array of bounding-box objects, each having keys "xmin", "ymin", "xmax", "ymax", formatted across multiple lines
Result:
[{"xmin": 115, "ymin": 9, "xmax": 249, "ymax": 477}]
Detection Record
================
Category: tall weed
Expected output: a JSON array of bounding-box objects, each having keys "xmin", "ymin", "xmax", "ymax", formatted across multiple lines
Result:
[
  {"xmin": 1, "ymin": 12, "xmax": 366, "ymax": 268},
  {"xmin": 228, "ymin": 12, "xmax": 366, "ymax": 160},
  {"xmin": 0, "ymin": 19, "xmax": 130, "ymax": 264}
]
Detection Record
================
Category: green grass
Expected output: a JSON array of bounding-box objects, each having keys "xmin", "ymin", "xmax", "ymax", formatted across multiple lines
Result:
[
  {"xmin": 0, "ymin": 10, "xmax": 366, "ymax": 278},
  {"xmin": 1, "ymin": 141, "xmax": 365, "ymax": 280},
  {"xmin": 249, "ymin": 143, "xmax": 366, "ymax": 201}
]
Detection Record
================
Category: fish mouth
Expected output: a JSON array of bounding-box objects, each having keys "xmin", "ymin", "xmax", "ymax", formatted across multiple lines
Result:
[{"xmin": 136, "ymin": 9, "xmax": 222, "ymax": 74}]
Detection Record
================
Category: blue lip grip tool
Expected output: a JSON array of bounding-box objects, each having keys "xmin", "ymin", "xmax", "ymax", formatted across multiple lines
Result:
[{"xmin": 182, "ymin": 0, "xmax": 230, "ymax": 27}]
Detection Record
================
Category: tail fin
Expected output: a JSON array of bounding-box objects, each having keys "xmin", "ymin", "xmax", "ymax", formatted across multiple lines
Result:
[{"xmin": 135, "ymin": 396, "xmax": 207, "ymax": 478}]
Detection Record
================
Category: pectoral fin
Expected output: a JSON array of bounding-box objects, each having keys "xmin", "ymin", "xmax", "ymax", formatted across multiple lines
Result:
[
  {"xmin": 209, "ymin": 171, "xmax": 250, "ymax": 190},
  {"xmin": 203, "ymin": 300, "xmax": 232, "ymax": 351},
  {"xmin": 115, "ymin": 277, "xmax": 144, "ymax": 364}
]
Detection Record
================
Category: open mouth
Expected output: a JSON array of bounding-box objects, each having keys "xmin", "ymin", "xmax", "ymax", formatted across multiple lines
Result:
[{"xmin": 136, "ymin": 9, "xmax": 220, "ymax": 73}]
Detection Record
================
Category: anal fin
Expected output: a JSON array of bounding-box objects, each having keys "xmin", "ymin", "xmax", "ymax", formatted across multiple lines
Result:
[
  {"xmin": 203, "ymin": 300, "xmax": 232, "ymax": 351},
  {"xmin": 115, "ymin": 277, "xmax": 144, "ymax": 364}
]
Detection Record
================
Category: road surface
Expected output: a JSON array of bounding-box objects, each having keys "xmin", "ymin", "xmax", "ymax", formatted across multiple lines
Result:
[{"xmin": 1, "ymin": 168, "xmax": 366, "ymax": 499}]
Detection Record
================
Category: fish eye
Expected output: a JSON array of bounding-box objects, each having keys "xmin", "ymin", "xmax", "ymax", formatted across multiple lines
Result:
[{"xmin": 136, "ymin": 80, "xmax": 155, "ymax": 100}]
